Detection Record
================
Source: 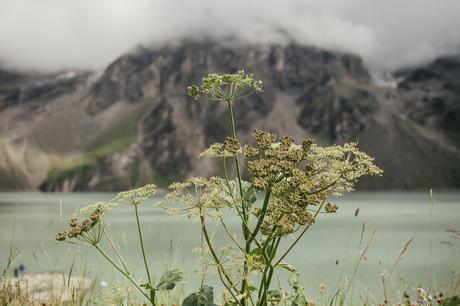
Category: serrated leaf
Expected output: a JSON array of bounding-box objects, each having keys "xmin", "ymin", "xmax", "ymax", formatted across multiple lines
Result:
[
  {"xmin": 248, "ymin": 247, "xmax": 268, "ymax": 268},
  {"xmin": 242, "ymin": 185, "xmax": 257, "ymax": 209},
  {"xmin": 156, "ymin": 268, "xmax": 184, "ymax": 291},
  {"xmin": 249, "ymin": 247, "xmax": 264, "ymax": 259},
  {"xmin": 182, "ymin": 285, "xmax": 218, "ymax": 306}
]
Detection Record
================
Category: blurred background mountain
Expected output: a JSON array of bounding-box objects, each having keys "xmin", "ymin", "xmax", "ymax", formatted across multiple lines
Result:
[{"xmin": 0, "ymin": 40, "xmax": 459, "ymax": 191}]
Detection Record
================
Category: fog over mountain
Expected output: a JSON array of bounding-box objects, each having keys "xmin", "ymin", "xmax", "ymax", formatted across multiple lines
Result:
[
  {"xmin": 1, "ymin": 40, "xmax": 459, "ymax": 191},
  {"xmin": 1, "ymin": 0, "xmax": 460, "ymax": 72}
]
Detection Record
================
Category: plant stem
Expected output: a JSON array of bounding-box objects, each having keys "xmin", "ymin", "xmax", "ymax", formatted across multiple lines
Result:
[
  {"xmin": 226, "ymin": 101, "xmax": 246, "ymax": 212},
  {"xmin": 257, "ymin": 236, "xmax": 281, "ymax": 306},
  {"xmin": 248, "ymin": 190, "xmax": 271, "ymax": 244},
  {"xmin": 257, "ymin": 236, "xmax": 274, "ymax": 303},
  {"xmin": 94, "ymin": 245, "xmax": 151, "ymax": 303},
  {"xmin": 226, "ymin": 100, "xmax": 250, "ymax": 304},
  {"xmin": 226, "ymin": 102, "xmax": 244, "ymax": 191},
  {"xmin": 262, "ymin": 237, "xmax": 281, "ymax": 291},
  {"xmin": 199, "ymin": 209, "xmax": 243, "ymax": 306},
  {"xmin": 101, "ymin": 224, "xmax": 130, "ymax": 274},
  {"xmin": 134, "ymin": 204, "xmax": 156, "ymax": 304}
]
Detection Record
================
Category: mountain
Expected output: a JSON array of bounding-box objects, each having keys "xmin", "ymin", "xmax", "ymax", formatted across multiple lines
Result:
[{"xmin": 0, "ymin": 40, "xmax": 459, "ymax": 191}]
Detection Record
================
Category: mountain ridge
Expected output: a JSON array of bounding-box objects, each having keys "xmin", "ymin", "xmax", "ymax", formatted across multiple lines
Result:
[{"xmin": 0, "ymin": 40, "xmax": 459, "ymax": 191}]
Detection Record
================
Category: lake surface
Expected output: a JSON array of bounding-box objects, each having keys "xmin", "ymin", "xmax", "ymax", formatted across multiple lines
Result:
[{"xmin": 0, "ymin": 192, "xmax": 459, "ymax": 303}]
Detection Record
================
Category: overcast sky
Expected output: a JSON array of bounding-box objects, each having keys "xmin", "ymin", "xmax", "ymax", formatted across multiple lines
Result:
[{"xmin": 0, "ymin": 0, "xmax": 459, "ymax": 72}]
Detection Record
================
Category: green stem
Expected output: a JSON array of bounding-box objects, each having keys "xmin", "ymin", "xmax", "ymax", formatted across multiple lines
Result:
[
  {"xmin": 134, "ymin": 204, "xmax": 156, "ymax": 304},
  {"xmin": 245, "ymin": 189, "xmax": 272, "ymax": 304},
  {"xmin": 226, "ymin": 101, "xmax": 245, "ymax": 203},
  {"xmin": 262, "ymin": 237, "xmax": 281, "ymax": 301},
  {"xmin": 200, "ymin": 210, "xmax": 244, "ymax": 306},
  {"xmin": 223, "ymin": 157, "xmax": 243, "ymax": 217},
  {"xmin": 101, "ymin": 224, "xmax": 130, "ymax": 274},
  {"xmin": 248, "ymin": 190, "xmax": 271, "ymax": 245},
  {"xmin": 226, "ymin": 100, "xmax": 250, "ymax": 304},
  {"xmin": 257, "ymin": 236, "xmax": 274, "ymax": 303},
  {"xmin": 257, "ymin": 236, "xmax": 281, "ymax": 306},
  {"xmin": 94, "ymin": 245, "xmax": 151, "ymax": 303}
]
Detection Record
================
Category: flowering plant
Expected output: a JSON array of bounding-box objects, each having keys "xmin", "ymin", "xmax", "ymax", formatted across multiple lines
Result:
[
  {"xmin": 162, "ymin": 71, "xmax": 382, "ymax": 306},
  {"xmin": 56, "ymin": 70, "xmax": 382, "ymax": 306}
]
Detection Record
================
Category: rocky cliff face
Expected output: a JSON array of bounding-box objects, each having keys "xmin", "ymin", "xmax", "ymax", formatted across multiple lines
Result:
[
  {"xmin": 1, "ymin": 41, "xmax": 459, "ymax": 191},
  {"xmin": 398, "ymin": 56, "xmax": 460, "ymax": 144}
]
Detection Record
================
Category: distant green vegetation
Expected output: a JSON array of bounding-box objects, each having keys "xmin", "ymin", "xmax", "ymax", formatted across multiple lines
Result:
[
  {"xmin": 46, "ymin": 106, "xmax": 144, "ymax": 184},
  {"xmin": 87, "ymin": 106, "xmax": 141, "ymax": 153}
]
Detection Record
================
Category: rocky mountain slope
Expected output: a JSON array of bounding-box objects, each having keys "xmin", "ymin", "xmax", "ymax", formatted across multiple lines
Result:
[{"xmin": 1, "ymin": 40, "xmax": 459, "ymax": 191}]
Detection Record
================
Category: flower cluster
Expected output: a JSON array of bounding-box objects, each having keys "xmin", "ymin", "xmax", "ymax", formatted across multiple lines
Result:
[
  {"xmin": 160, "ymin": 177, "xmax": 228, "ymax": 218},
  {"xmin": 159, "ymin": 176, "xmax": 256, "ymax": 219},
  {"xmin": 305, "ymin": 142, "xmax": 383, "ymax": 195},
  {"xmin": 245, "ymin": 129, "xmax": 382, "ymax": 196},
  {"xmin": 199, "ymin": 129, "xmax": 382, "ymax": 235},
  {"xmin": 112, "ymin": 184, "xmax": 157, "ymax": 205},
  {"xmin": 223, "ymin": 137, "xmax": 241, "ymax": 154},
  {"xmin": 252, "ymin": 129, "xmax": 276, "ymax": 150},
  {"xmin": 187, "ymin": 70, "xmax": 263, "ymax": 102},
  {"xmin": 56, "ymin": 204, "xmax": 105, "ymax": 244},
  {"xmin": 259, "ymin": 198, "xmax": 315, "ymax": 236}
]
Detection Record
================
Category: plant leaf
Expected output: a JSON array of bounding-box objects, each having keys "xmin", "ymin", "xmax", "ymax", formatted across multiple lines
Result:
[
  {"xmin": 181, "ymin": 285, "xmax": 218, "ymax": 306},
  {"xmin": 156, "ymin": 268, "xmax": 184, "ymax": 291},
  {"xmin": 276, "ymin": 262, "xmax": 297, "ymax": 273},
  {"xmin": 242, "ymin": 185, "xmax": 257, "ymax": 209}
]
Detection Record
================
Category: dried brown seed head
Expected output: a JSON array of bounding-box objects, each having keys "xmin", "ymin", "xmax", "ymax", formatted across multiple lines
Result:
[
  {"xmin": 325, "ymin": 202, "xmax": 338, "ymax": 213},
  {"xmin": 56, "ymin": 232, "xmax": 67, "ymax": 241},
  {"xmin": 69, "ymin": 218, "xmax": 78, "ymax": 227},
  {"xmin": 302, "ymin": 139, "xmax": 313, "ymax": 151},
  {"xmin": 252, "ymin": 177, "xmax": 268, "ymax": 190},
  {"xmin": 252, "ymin": 129, "xmax": 276, "ymax": 150},
  {"xmin": 242, "ymin": 145, "xmax": 258, "ymax": 157},
  {"xmin": 81, "ymin": 219, "xmax": 92, "ymax": 232},
  {"xmin": 223, "ymin": 137, "xmax": 241, "ymax": 154},
  {"xmin": 68, "ymin": 226, "xmax": 82, "ymax": 238}
]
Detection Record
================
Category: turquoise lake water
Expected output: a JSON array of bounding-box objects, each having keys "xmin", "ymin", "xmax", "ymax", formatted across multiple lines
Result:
[{"xmin": 0, "ymin": 192, "xmax": 459, "ymax": 303}]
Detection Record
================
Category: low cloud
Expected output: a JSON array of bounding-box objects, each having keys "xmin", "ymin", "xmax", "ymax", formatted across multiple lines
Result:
[{"xmin": 0, "ymin": 0, "xmax": 459, "ymax": 72}]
